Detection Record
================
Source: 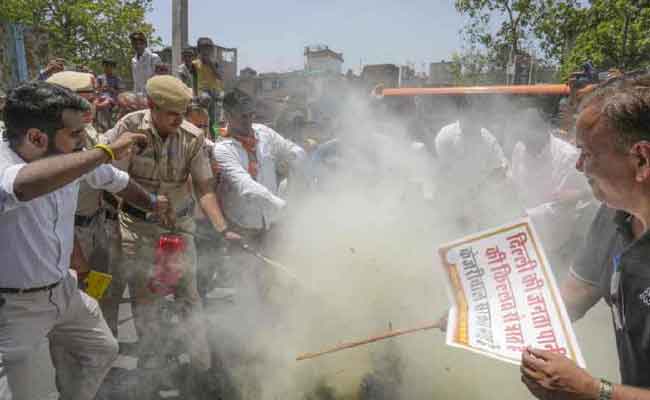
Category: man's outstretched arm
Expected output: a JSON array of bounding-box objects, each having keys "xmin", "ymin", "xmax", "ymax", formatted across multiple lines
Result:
[{"xmin": 8, "ymin": 132, "xmax": 146, "ymax": 202}]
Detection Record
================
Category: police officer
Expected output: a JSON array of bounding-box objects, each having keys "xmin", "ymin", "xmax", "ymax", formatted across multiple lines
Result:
[
  {"xmin": 104, "ymin": 75, "xmax": 240, "ymax": 398},
  {"xmin": 46, "ymin": 71, "xmax": 128, "ymax": 336}
]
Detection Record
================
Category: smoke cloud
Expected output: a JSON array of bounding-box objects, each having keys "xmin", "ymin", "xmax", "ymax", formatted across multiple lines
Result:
[{"xmin": 198, "ymin": 90, "xmax": 618, "ymax": 400}]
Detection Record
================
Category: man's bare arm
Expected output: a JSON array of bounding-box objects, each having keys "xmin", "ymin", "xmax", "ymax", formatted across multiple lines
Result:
[
  {"xmin": 560, "ymin": 274, "xmax": 602, "ymax": 322},
  {"xmin": 117, "ymin": 179, "xmax": 155, "ymax": 211},
  {"xmin": 194, "ymin": 178, "xmax": 228, "ymax": 232},
  {"xmin": 13, "ymin": 132, "xmax": 146, "ymax": 201},
  {"xmin": 14, "ymin": 148, "xmax": 110, "ymax": 201}
]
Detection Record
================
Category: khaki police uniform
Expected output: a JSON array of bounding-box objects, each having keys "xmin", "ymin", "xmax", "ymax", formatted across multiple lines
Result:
[
  {"xmin": 105, "ymin": 76, "xmax": 212, "ymax": 372},
  {"xmin": 75, "ymin": 125, "xmax": 124, "ymax": 335},
  {"xmin": 48, "ymin": 71, "xmax": 125, "ymax": 335}
]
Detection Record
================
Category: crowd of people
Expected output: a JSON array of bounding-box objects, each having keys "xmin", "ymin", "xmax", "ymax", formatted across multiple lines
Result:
[{"xmin": 1, "ymin": 29, "xmax": 650, "ymax": 400}]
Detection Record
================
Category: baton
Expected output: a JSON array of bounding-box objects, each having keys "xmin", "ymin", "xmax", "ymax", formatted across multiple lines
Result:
[
  {"xmin": 237, "ymin": 242, "xmax": 300, "ymax": 282},
  {"xmin": 164, "ymin": 227, "xmax": 300, "ymax": 282}
]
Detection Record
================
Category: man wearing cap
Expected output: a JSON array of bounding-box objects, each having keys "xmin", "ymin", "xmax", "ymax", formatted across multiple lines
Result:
[
  {"xmin": 176, "ymin": 47, "xmax": 196, "ymax": 93},
  {"xmin": 194, "ymin": 37, "xmax": 224, "ymax": 130},
  {"xmin": 130, "ymin": 31, "xmax": 161, "ymax": 94},
  {"xmin": 104, "ymin": 75, "xmax": 240, "ymax": 397}
]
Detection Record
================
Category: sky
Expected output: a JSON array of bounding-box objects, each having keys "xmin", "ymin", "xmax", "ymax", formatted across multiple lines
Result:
[{"xmin": 146, "ymin": 0, "xmax": 467, "ymax": 74}]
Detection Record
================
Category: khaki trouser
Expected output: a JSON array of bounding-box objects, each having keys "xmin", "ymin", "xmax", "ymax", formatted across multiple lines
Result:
[
  {"xmin": 75, "ymin": 211, "xmax": 124, "ymax": 335},
  {"xmin": 0, "ymin": 272, "xmax": 118, "ymax": 400},
  {"xmin": 120, "ymin": 213, "xmax": 211, "ymax": 372}
]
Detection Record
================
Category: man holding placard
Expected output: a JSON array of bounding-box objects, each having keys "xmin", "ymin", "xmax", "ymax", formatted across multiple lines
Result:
[{"xmin": 521, "ymin": 75, "xmax": 650, "ymax": 400}]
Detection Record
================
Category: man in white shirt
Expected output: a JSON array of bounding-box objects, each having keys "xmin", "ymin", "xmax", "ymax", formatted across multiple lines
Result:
[
  {"xmin": 435, "ymin": 115, "xmax": 508, "ymax": 194},
  {"xmin": 0, "ymin": 81, "xmax": 168, "ymax": 400},
  {"xmin": 511, "ymin": 109, "xmax": 589, "ymax": 208},
  {"xmin": 210, "ymin": 88, "xmax": 305, "ymax": 395},
  {"xmin": 130, "ymin": 31, "xmax": 161, "ymax": 94},
  {"xmin": 434, "ymin": 113, "xmax": 519, "ymax": 232},
  {"xmin": 213, "ymin": 88, "xmax": 306, "ymax": 234},
  {"xmin": 510, "ymin": 108, "xmax": 593, "ymax": 271}
]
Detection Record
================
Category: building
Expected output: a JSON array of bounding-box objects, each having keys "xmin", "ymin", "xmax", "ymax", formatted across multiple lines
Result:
[
  {"xmin": 428, "ymin": 60, "xmax": 456, "ymax": 85},
  {"xmin": 240, "ymin": 67, "xmax": 257, "ymax": 79},
  {"xmin": 361, "ymin": 64, "xmax": 399, "ymax": 88},
  {"xmin": 304, "ymin": 45, "xmax": 344, "ymax": 75},
  {"xmin": 399, "ymin": 65, "xmax": 427, "ymax": 87}
]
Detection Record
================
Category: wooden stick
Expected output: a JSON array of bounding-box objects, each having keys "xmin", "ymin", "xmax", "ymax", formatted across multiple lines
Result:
[{"xmin": 296, "ymin": 321, "xmax": 441, "ymax": 361}]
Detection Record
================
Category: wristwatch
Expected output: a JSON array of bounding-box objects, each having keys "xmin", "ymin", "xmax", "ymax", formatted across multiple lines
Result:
[{"xmin": 599, "ymin": 378, "xmax": 613, "ymax": 400}]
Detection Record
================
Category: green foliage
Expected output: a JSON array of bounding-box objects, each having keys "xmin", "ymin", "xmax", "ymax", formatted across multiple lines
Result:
[
  {"xmin": 532, "ymin": 0, "xmax": 583, "ymax": 65},
  {"xmin": 456, "ymin": 0, "xmax": 650, "ymax": 81},
  {"xmin": 559, "ymin": 1, "xmax": 650, "ymax": 78},
  {"xmin": 0, "ymin": 0, "xmax": 159, "ymax": 79},
  {"xmin": 455, "ymin": 0, "xmax": 539, "ymax": 68}
]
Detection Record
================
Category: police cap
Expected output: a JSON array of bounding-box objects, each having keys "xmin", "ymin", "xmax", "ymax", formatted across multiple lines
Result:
[
  {"xmin": 46, "ymin": 71, "xmax": 95, "ymax": 92},
  {"xmin": 146, "ymin": 75, "xmax": 192, "ymax": 114}
]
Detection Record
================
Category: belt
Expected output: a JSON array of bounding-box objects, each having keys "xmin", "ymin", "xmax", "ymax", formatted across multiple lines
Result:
[
  {"xmin": 121, "ymin": 202, "xmax": 149, "ymax": 221},
  {"xmin": 76, "ymin": 205, "xmax": 120, "ymax": 226},
  {"xmin": 0, "ymin": 280, "xmax": 61, "ymax": 294},
  {"xmin": 122, "ymin": 201, "xmax": 194, "ymax": 222},
  {"xmin": 75, "ymin": 210, "xmax": 101, "ymax": 227}
]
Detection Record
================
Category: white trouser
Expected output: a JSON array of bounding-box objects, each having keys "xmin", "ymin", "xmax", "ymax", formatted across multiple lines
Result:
[{"xmin": 0, "ymin": 271, "xmax": 118, "ymax": 400}]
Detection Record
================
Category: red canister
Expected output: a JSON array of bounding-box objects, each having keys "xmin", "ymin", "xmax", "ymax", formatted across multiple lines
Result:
[{"xmin": 147, "ymin": 234, "xmax": 187, "ymax": 295}]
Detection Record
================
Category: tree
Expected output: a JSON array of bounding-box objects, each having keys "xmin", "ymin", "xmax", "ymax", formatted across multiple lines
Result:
[
  {"xmin": 0, "ymin": 0, "xmax": 159, "ymax": 79},
  {"xmin": 531, "ymin": 0, "xmax": 583, "ymax": 66},
  {"xmin": 455, "ymin": 0, "xmax": 540, "ymax": 70},
  {"xmin": 456, "ymin": 0, "xmax": 650, "ymax": 81},
  {"xmin": 561, "ymin": 1, "xmax": 650, "ymax": 76}
]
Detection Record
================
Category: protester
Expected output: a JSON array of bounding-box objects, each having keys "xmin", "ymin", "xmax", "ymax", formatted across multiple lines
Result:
[
  {"xmin": 510, "ymin": 108, "xmax": 594, "ymax": 273},
  {"xmin": 186, "ymin": 102, "xmax": 210, "ymax": 137},
  {"xmin": 521, "ymin": 76, "xmax": 650, "ymax": 399},
  {"xmin": 434, "ymin": 111, "xmax": 519, "ymax": 232},
  {"xmin": 0, "ymin": 80, "xmax": 165, "ymax": 400},
  {"xmin": 511, "ymin": 109, "xmax": 588, "ymax": 208},
  {"xmin": 96, "ymin": 59, "xmax": 123, "ymax": 132},
  {"xmin": 209, "ymin": 87, "xmax": 305, "ymax": 397},
  {"xmin": 176, "ymin": 47, "xmax": 196, "ymax": 92},
  {"xmin": 104, "ymin": 75, "xmax": 240, "ymax": 398},
  {"xmin": 212, "ymin": 88, "xmax": 305, "ymax": 300},
  {"xmin": 213, "ymin": 88, "xmax": 305, "ymax": 235},
  {"xmin": 130, "ymin": 31, "xmax": 161, "ymax": 94},
  {"xmin": 37, "ymin": 57, "xmax": 66, "ymax": 80},
  {"xmin": 193, "ymin": 37, "xmax": 224, "ymax": 130}
]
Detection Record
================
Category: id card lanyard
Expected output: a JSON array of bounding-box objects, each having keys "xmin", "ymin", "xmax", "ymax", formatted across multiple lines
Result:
[{"xmin": 611, "ymin": 254, "xmax": 625, "ymax": 331}]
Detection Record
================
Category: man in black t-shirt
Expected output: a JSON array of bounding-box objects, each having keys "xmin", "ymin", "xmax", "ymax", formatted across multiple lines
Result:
[{"xmin": 521, "ymin": 76, "xmax": 650, "ymax": 400}]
